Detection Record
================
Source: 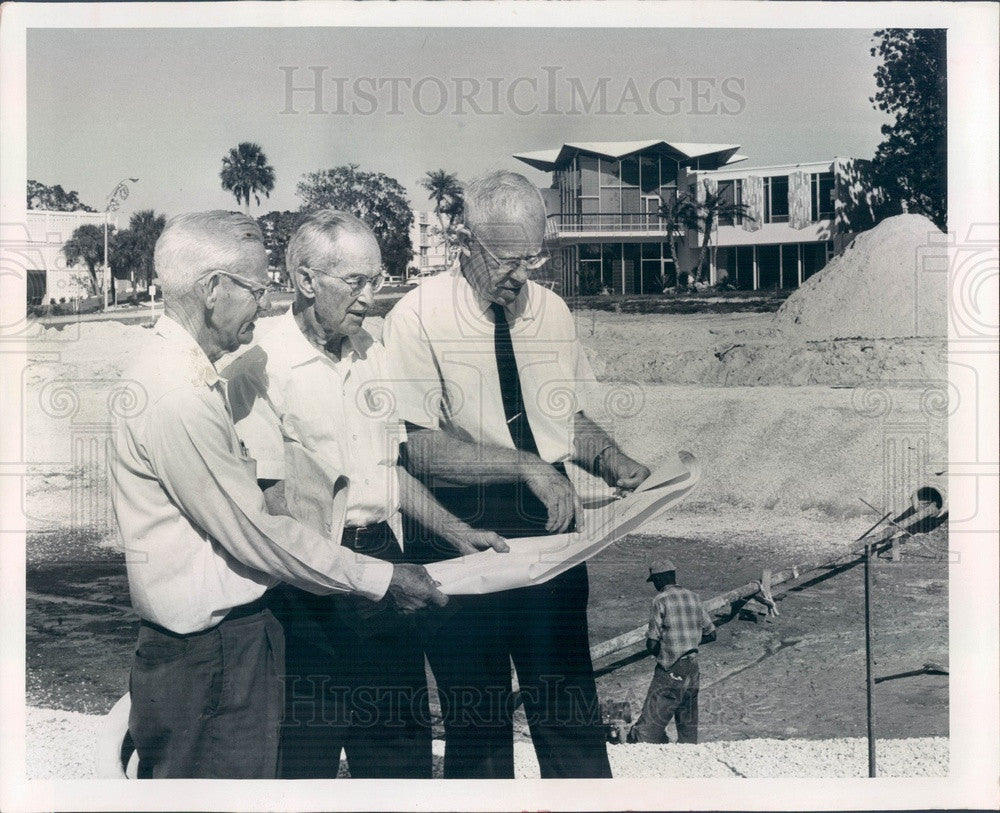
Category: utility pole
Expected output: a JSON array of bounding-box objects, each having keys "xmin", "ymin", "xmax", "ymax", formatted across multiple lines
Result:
[{"xmin": 102, "ymin": 177, "xmax": 139, "ymax": 310}]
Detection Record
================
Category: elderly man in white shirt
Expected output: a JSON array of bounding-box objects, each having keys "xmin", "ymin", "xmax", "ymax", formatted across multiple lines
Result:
[
  {"xmin": 383, "ymin": 171, "xmax": 650, "ymax": 778},
  {"xmin": 109, "ymin": 211, "xmax": 446, "ymax": 780},
  {"xmin": 225, "ymin": 209, "xmax": 506, "ymax": 778}
]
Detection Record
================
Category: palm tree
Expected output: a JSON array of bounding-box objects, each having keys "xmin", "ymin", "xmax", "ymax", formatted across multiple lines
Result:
[
  {"xmin": 420, "ymin": 169, "xmax": 463, "ymax": 265},
  {"xmin": 657, "ymin": 181, "xmax": 754, "ymax": 289},
  {"xmin": 689, "ymin": 181, "xmax": 753, "ymax": 284},
  {"xmin": 114, "ymin": 209, "xmax": 167, "ymax": 300},
  {"xmin": 220, "ymin": 142, "xmax": 276, "ymax": 213},
  {"xmin": 419, "ymin": 169, "xmax": 463, "ymax": 231},
  {"xmin": 657, "ymin": 191, "xmax": 700, "ymax": 290}
]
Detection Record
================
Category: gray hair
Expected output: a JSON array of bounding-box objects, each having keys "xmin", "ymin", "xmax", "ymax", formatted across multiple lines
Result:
[
  {"xmin": 286, "ymin": 209, "xmax": 378, "ymax": 275},
  {"xmin": 463, "ymin": 171, "xmax": 547, "ymax": 234},
  {"xmin": 154, "ymin": 211, "xmax": 263, "ymax": 298}
]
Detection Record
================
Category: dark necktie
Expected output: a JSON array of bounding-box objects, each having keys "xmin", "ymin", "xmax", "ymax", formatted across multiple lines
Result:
[{"xmin": 490, "ymin": 302, "xmax": 539, "ymax": 455}]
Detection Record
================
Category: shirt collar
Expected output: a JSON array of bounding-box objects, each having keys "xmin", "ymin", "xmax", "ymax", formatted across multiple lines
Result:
[
  {"xmin": 154, "ymin": 314, "xmax": 221, "ymax": 389},
  {"xmin": 272, "ymin": 306, "xmax": 373, "ymax": 368},
  {"xmin": 452, "ymin": 263, "xmax": 536, "ymax": 323}
]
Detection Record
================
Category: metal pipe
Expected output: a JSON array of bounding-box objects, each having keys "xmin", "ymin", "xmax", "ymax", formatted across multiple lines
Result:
[
  {"xmin": 864, "ymin": 539, "xmax": 877, "ymax": 777},
  {"xmin": 591, "ymin": 499, "xmax": 942, "ymax": 667}
]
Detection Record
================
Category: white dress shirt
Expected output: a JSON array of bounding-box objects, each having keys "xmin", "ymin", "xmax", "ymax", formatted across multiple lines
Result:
[
  {"xmin": 382, "ymin": 268, "xmax": 597, "ymax": 463},
  {"xmin": 109, "ymin": 315, "xmax": 393, "ymax": 634},
  {"xmin": 225, "ymin": 307, "xmax": 404, "ymax": 532}
]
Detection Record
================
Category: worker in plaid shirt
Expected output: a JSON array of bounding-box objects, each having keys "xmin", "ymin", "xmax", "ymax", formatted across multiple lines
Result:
[{"xmin": 627, "ymin": 559, "xmax": 716, "ymax": 744}]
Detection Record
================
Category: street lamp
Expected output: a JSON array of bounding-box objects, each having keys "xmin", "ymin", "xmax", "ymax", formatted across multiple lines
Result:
[{"xmin": 103, "ymin": 177, "xmax": 139, "ymax": 310}]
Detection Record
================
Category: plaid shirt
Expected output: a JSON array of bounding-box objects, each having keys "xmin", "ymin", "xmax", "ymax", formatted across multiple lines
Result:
[{"xmin": 646, "ymin": 585, "xmax": 716, "ymax": 669}]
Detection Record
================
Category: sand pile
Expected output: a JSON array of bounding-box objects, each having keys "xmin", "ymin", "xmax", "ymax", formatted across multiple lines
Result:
[
  {"xmin": 25, "ymin": 319, "xmax": 156, "ymax": 387},
  {"xmin": 25, "ymin": 706, "xmax": 946, "ymax": 779},
  {"xmin": 774, "ymin": 214, "xmax": 948, "ymax": 340}
]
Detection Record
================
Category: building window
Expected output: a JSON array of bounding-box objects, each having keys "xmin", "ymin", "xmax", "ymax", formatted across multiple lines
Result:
[
  {"xmin": 717, "ymin": 179, "xmax": 743, "ymax": 226},
  {"xmin": 763, "ymin": 176, "xmax": 790, "ymax": 224},
  {"xmin": 811, "ymin": 172, "xmax": 835, "ymax": 221},
  {"xmin": 802, "ymin": 242, "xmax": 827, "ymax": 279},
  {"xmin": 579, "ymin": 155, "xmax": 600, "ymax": 197}
]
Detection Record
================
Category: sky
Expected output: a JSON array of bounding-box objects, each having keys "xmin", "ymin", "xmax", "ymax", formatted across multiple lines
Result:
[{"xmin": 27, "ymin": 26, "xmax": 891, "ymax": 220}]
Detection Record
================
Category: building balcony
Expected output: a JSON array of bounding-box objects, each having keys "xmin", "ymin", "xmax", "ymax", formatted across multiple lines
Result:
[{"xmin": 546, "ymin": 213, "xmax": 682, "ymax": 241}]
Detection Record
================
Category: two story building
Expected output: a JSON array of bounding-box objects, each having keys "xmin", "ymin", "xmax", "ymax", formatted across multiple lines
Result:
[
  {"xmin": 408, "ymin": 211, "xmax": 449, "ymax": 278},
  {"xmin": 513, "ymin": 140, "xmax": 879, "ymax": 295}
]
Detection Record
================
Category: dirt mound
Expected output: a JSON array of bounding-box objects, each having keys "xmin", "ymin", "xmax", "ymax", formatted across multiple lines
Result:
[
  {"xmin": 774, "ymin": 214, "xmax": 947, "ymax": 340},
  {"xmin": 591, "ymin": 334, "xmax": 945, "ymax": 387}
]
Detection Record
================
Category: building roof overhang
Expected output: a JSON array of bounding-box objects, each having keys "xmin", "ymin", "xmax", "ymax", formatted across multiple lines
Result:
[{"xmin": 513, "ymin": 140, "xmax": 746, "ymax": 172}]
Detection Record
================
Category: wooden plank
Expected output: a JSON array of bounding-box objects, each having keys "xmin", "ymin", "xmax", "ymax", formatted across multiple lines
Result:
[{"xmin": 591, "ymin": 501, "xmax": 941, "ymax": 668}]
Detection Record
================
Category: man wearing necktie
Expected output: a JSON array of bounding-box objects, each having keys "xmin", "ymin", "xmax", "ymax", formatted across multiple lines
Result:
[{"xmin": 384, "ymin": 171, "xmax": 650, "ymax": 778}]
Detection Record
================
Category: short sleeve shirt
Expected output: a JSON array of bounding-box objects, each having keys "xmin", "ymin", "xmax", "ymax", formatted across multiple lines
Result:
[
  {"xmin": 225, "ymin": 308, "xmax": 404, "ymax": 530},
  {"xmin": 647, "ymin": 585, "xmax": 716, "ymax": 669},
  {"xmin": 382, "ymin": 269, "xmax": 598, "ymax": 464}
]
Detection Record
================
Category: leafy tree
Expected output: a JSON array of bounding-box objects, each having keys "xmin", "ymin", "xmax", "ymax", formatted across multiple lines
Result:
[
  {"xmin": 62, "ymin": 223, "xmax": 112, "ymax": 295},
  {"xmin": 257, "ymin": 210, "xmax": 303, "ymax": 283},
  {"xmin": 296, "ymin": 164, "xmax": 414, "ymax": 276},
  {"xmin": 220, "ymin": 142, "xmax": 277, "ymax": 213},
  {"xmin": 27, "ymin": 180, "xmax": 96, "ymax": 212},
  {"xmin": 112, "ymin": 209, "xmax": 166, "ymax": 299},
  {"xmin": 869, "ymin": 29, "xmax": 947, "ymax": 230},
  {"xmin": 111, "ymin": 229, "xmax": 144, "ymax": 302}
]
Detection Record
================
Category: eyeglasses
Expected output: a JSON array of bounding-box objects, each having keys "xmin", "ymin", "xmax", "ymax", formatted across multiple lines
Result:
[
  {"xmin": 301, "ymin": 266, "xmax": 385, "ymax": 295},
  {"xmin": 471, "ymin": 233, "xmax": 550, "ymax": 274},
  {"xmin": 203, "ymin": 269, "xmax": 270, "ymax": 305}
]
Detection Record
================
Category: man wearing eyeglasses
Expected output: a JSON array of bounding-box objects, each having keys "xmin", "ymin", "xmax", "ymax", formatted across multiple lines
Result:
[
  {"xmin": 224, "ymin": 209, "xmax": 506, "ymax": 778},
  {"xmin": 109, "ymin": 211, "xmax": 447, "ymax": 779},
  {"xmin": 383, "ymin": 171, "xmax": 650, "ymax": 778}
]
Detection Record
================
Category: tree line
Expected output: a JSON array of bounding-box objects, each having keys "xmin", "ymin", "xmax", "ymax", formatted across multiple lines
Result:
[
  {"xmin": 35, "ymin": 144, "xmax": 464, "ymax": 302},
  {"xmin": 35, "ymin": 29, "xmax": 944, "ymax": 303}
]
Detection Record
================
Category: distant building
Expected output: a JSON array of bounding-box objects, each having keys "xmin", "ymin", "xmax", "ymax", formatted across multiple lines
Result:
[
  {"xmin": 408, "ymin": 211, "xmax": 449, "ymax": 278},
  {"xmin": 513, "ymin": 140, "xmax": 880, "ymax": 295},
  {"xmin": 17, "ymin": 209, "xmax": 118, "ymax": 307}
]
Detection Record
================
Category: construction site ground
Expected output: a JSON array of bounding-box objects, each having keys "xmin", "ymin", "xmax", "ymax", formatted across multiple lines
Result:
[
  {"xmin": 22, "ymin": 292, "xmax": 949, "ymax": 776},
  {"xmin": 26, "ymin": 521, "xmax": 949, "ymax": 746}
]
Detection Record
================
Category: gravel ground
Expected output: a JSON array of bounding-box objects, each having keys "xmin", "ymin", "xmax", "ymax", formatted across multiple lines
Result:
[{"xmin": 25, "ymin": 706, "xmax": 946, "ymax": 780}]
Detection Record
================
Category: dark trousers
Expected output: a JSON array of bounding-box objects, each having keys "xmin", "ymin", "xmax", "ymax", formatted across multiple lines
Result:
[
  {"xmin": 128, "ymin": 607, "xmax": 284, "ymax": 779},
  {"xmin": 629, "ymin": 656, "xmax": 700, "ymax": 744},
  {"xmin": 411, "ymin": 478, "xmax": 612, "ymax": 779},
  {"xmin": 268, "ymin": 528, "xmax": 432, "ymax": 779}
]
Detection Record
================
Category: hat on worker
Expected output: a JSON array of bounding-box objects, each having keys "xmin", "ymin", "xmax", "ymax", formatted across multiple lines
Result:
[{"xmin": 647, "ymin": 558, "xmax": 677, "ymax": 581}]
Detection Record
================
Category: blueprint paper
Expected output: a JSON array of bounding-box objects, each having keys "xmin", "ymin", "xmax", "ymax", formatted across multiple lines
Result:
[{"xmin": 425, "ymin": 452, "xmax": 701, "ymax": 595}]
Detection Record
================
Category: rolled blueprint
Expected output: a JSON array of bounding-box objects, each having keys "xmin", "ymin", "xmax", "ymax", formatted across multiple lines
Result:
[{"xmin": 426, "ymin": 451, "xmax": 701, "ymax": 595}]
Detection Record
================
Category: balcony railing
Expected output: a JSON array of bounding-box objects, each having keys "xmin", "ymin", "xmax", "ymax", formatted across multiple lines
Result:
[{"xmin": 546, "ymin": 212, "xmax": 681, "ymax": 238}]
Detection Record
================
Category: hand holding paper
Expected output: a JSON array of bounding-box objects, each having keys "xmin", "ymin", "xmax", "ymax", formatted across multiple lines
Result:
[{"xmin": 425, "ymin": 452, "xmax": 700, "ymax": 595}]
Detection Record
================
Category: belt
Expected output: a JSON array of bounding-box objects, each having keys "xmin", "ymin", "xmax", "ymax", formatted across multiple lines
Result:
[
  {"xmin": 140, "ymin": 593, "xmax": 271, "ymax": 638},
  {"xmin": 341, "ymin": 521, "xmax": 395, "ymax": 554},
  {"xmin": 223, "ymin": 593, "xmax": 271, "ymax": 622}
]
